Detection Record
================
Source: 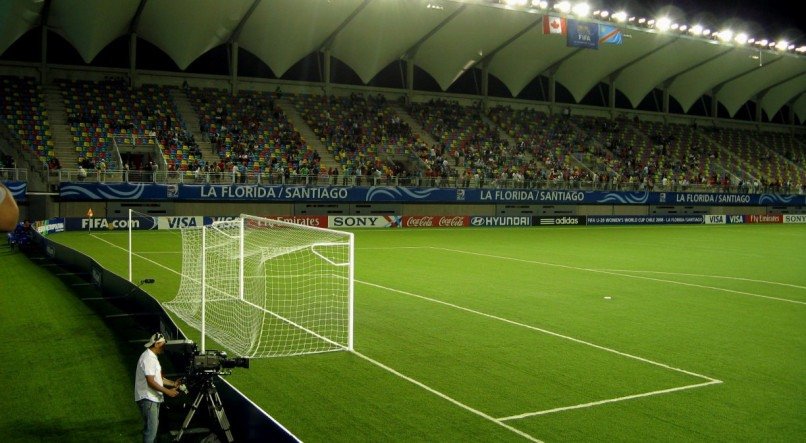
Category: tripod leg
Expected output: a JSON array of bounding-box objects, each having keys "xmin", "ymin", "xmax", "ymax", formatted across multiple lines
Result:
[
  {"xmin": 207, "ymin": 388, "xmax": 235, "ymax": 443},
  {"xmin": 174, "ymin": 390, "xmax": 205, "ymax": 442}
]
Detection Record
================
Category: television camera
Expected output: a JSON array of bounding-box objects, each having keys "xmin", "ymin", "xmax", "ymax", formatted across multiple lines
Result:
[{"xmin": 165, "ymin": 340, "xmax": 249, "ymax": 442}]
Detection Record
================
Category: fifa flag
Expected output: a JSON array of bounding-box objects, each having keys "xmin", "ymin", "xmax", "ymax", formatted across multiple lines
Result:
[
  {"xmin": 567, "ymin": 19, "xmax": 598, "ymax": 49},
  {"xmin": 598, "ymin": 24, "xmax": 623, "ymax": 45},
  {"xmin": 543, "ymin": 15, "xmax": 566, "ymax": 35}
]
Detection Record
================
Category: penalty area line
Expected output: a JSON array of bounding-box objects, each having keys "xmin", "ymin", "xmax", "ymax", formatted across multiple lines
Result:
[
  {"xmin": 352, "ymin": 350, "xmax": 543, "ymax": 443},
  {"xmin": 498, "ymin": 379, "xmax": 722, "ymax": 421}
]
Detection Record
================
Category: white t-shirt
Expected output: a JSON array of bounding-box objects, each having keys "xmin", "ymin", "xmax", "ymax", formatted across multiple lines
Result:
[{"xmin": 134, "ymin": 348, "xmax": 164, "ymax": 402}]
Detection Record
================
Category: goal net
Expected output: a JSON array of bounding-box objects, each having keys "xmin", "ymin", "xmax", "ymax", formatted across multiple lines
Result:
[{"xmin": 165, "ymin": 214, "xmax": 354, "ymax": 358}]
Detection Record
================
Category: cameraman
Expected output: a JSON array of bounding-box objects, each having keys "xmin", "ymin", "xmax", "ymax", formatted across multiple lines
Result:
[{"xmin": 135, "ymin": 333, "xmax": 182, "ymax": 443}]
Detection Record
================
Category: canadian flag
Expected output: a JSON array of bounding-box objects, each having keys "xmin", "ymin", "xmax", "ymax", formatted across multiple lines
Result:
[{"xmin": 543, "ymin": 15, "xmax": 566, "ymax": 35}]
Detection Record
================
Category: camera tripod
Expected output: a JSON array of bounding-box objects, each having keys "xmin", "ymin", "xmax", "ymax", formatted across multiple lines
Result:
[{"xmin": 173, "ymin": 376, "xmax": 234, "ymax": 442}]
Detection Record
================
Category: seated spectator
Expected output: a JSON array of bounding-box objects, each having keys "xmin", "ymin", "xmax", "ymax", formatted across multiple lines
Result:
[{"xmin": 7, "ymin": 219, "xmax": 33, "ymax": 251}]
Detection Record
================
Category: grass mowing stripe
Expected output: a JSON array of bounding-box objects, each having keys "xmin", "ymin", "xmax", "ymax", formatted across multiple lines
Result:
[
  {"xmin": 357, "ymin": 279, "xmax": 720, "ymax": 382},
  {"xmin": 436, "ymin": 247, "xmax": 806, "ymax": 305}
]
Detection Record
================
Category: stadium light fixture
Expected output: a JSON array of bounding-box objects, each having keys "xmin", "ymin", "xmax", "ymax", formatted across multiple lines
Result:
[
  {"xmin": 555, "ymin": 1, "xmax": 571, "ymax": 13},
  {"xmin": 531, "ymin": 1, "xmax": 548, "ymax": 9},
  {"xmin": 670, "ymin": 23, "xmax": 680, "ymax": 31},
  {"xmin": 572, "ymin": 2, "xmax": 590, "ymax": 17},
  {"xmin": 787, "ymin": 44, "xmax": 795, "ymax": 50},
  {"xmin": 775, "ymin": 40, "xmax": 788, "ymax": 50},
  {"xmin": 638, "ymin": 17, "xmax": 646, "ymax": 24},
  {"xmin": 768, "ymin": 41, "xmax": 776, "ymax": 47},
  {"xmin": 734, "ymin": 33, "xmax": 748, "ymax": 44},
  {"xmin": 689, "ymin": 25, "xmax": 703, "ymax": 35},
  {"xmin": 647, "ymin": 19, "xmax": 656, "ymax": 27},
  {"xmin": 654, "ymin": 17, "xmax": 670, "ymax": 31},
  {"xmin": 612, "ymin": 11, "xmax": 627, "ymax": 22},
  {"xmin": 797, "ymin": 46, "xmax": 806, "ymax": 53},
  {"xmin": 679, "ymin": 25, "xmax": 688, "ymax": 32},
  {"xmin": 628, "ymin": 16, "xmax": 636, "ymax": 22},
  {"xmin": 757, "ymin": 39, "xmax": 768, "ymax": 46},
  {"xmin": 717, "ymin": 30, "xmax": 733, "ymax": 42},
  {"xmin": 703, "ymin": 29, "xmax": 711, "ymax": 36},
  {"xmin": 504, "ymin": 0, "xmax": 528, "ymax": 6},
  {"xmin": 600, "ymin": 10, "xmax": 609, "ymax": 18}
]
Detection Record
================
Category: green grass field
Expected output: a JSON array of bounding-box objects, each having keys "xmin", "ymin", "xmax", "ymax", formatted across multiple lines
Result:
[{"xmin": 12, "ymin": 224, "xmax": 806, "ymax": 441}]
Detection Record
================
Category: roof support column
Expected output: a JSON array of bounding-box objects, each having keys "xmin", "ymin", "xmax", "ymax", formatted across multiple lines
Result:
[
  {"xmin": 40, "ymin": 25, "xmax": 48, "ymax": 84},
  {"xmin": 323, "ymin": 49, "xmax": 332, "ymax": 96},
  {"xmin": 710, "ymin": 90, "xmax": 718, "ymax": 121},
  {"xmin": 788, "ymin": 100, "xmax": 795, "ymax": 129},
  {"xmin": 406, "ymin": 57, "xmax": 414, "ymax": 104},
  {"xmin": 548, "ymin": 73, "xmax": 556, "ymax": 113},
  {"xmin": 230, "ymin": 41, "xmax": 239, "ymax": 95},
  {"xmin": 662, "ymin": 83, "xmax": 670, "ymax": 115},
  {"xmin": 608, "ymin": 75, "xmax": 616, "ymax": 117},
  {"xmin": 754, "ymin": 94, "xmax": 763, "ymax": 123},
  {"xmin": 129, "ymin": 33, "xmax": 137, "ymax": 88},
  {"xmin": 481, "ymin": 62, "xmax": 489, "ymax": 112}
]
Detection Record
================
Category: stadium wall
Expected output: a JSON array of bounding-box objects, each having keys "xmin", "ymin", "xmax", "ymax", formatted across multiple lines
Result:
[{"xmin": 58, "ymin": 201, "xmax": 792, "ymax": 220}]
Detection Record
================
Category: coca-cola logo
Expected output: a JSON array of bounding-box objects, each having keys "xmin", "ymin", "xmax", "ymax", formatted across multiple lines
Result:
[
  {"xmin": 404, "ymin": 216, "xmax": 468, "ymax": 228},
  {"xmin": 438, "ymin": 216, "xmax": 467, "ymax": 227},
  {"xmin": 406, "ymin": 216, "xmax": 434, "ymax": 227}
]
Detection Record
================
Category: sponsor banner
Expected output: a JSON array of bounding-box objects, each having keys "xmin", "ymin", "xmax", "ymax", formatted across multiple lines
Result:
[
  {"xmin": 64, "ymin": 216, "xmax": 158, "ymax": 231},
  {"xmin": 329, "ymin": 215, "xmax": 402, "ymax": 228},
  {"xmin": 533, "ymin": 216, "xmax": 587, "ymax": 226},
  {"xmin": 58, "ymin": 183, "xmax": 806, "ymax": 206},
  {"xmin": 2, "ymin": 181, "xmax": 27, "ymax": 202},
  {"xmin": 783, "ymin": 214, "xmax": 806, "ymax": 224},
  {"xmin": 727, "ymin": 215, "xmax": 744, "ymax": 224},
  {"xmin": 34, "ymin": 217, "xmax": 66, "ymax": 235},
  {"xmin": 744, "ymin": 214, "xmax": 783, "ymax": 224},
  {"xmin": 704, "ymin": 215, "xmax": 726, "ymax": 225},
  {"xmin": 264, "ymin": 216, "xmax": 329, "ymax": 228},
  {"xmin": 587, "ymin": 215, "xmax": 704, "ymax": 225},
  {"xmin": 470, "ymin": 216, "xmax": 532, "ymax": 227},
  {"xmin": 158, "ymin": 216, "xmax": 204, "ymax": 230},
  {"xmin": 402, "ymin": 216, "xmax": 469, "ymax": 228}
]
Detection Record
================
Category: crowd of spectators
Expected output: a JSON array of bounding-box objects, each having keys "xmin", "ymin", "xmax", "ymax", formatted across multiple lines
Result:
[{"xmin": 295, "ymin": 92, "xmax": 409, "ymax": 182}]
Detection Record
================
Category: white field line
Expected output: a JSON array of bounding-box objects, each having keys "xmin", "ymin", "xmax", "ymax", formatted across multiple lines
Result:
[
  {"xmin": 598, "ymin": 269, "xmax": 806, "ymax": 290},
  {"xmin": 89, "ymin": 234, "xmax": 543, "ymax": 442},
  {"xmin": 357, "ymin": 280, "xmax": 719, "ymax": 382},
  {"xmin": 435, "ymin": 247, "xmax": 806, "ymax": 306},
  {"xmin": 353, "ymin": 351, "xmax": 543, "ymax": 443},
  {"xmin": 497, "ymin": 380, "xmax": 722, "ymax": 421}
]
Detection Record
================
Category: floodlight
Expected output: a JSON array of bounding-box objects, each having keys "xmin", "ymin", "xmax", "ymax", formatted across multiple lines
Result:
[
  {"xmin": 689, "ymin": 25, "xmax": 703, "ymax": 35},
  {"xmin": 769, "ymin": 41, "xmax": 776, "ymax": 47},
  {"xmin": 532, "ymin": 1, "xmax": 548, "ymax": 8},
  {"xmin": 717, "ymin": 30, "xmax": 733, "ymax": 42},
  {"xmin": 647, "ymin": 19, "xmax": 656, "ymax": 26},
  {"xmin": 638, "ymin": 18, "xmax": 646, "ymax": 24},
  {"xmin": 572, "ymin": 3, "xmax": 590, "ymax": 17},
  {"xmin": 679, "ymin": 25, "xmax": 688, "ymax": 31},
  {"xmin": 757, "ymin": 39, "xmax": 768, "ymax": 46},
  {"xmin": 555, "ymin": 1, "xmax": 571, "ymax": 13},
  {"xmin": 655, "ymin": 17, "xmax": 671, "ymax": 31},
  {"xmin": 612, "ymin": 11, "xmax": 627, "ymax": 22},
  {"xmin": 775, "ymin": 40, "xmax": 787, "ymax": 50},
  {"xmin": 600, "ymin": 10, "xmax": 609, "ymax": 18},
  {"xmin": 504, "ymin": 0, "xmax": 527, "ymax": 6},
  {"xmin": 734, "ymin": 33, "xmax": 748, "ymax": 44},
  {"xmin": 747, "ymin": 38, "xmax": 754, "ymax": 44},
  {"xmin": 703, "ymin": 29, "xmax": 711, "ymax": 36},
  {"xmin": 628, "ymin": 16, "xmax": 636, "ymax": 22},
  {"xmin": 797, "ymin": 46, "xmax": 806, "ymax": 53},
  {"xmin": 670, "ymin": 23, "xmax": 680, "ymax": 31}
]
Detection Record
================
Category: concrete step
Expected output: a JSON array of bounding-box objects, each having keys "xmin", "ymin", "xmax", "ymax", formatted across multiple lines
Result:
[{"xmin": 276, "ymin": 98, "xmax": 337, "ymax": 170}]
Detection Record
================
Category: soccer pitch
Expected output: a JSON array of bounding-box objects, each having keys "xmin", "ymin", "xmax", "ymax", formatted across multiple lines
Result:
[{"xmin": 51, "ymin": 224, "xmax": 805, "ymax": 441}]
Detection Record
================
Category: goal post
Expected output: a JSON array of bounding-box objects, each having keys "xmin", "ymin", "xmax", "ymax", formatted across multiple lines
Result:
[{"xmin": 165, "ymin": 214, "xmax": 354, "ymax": 358}]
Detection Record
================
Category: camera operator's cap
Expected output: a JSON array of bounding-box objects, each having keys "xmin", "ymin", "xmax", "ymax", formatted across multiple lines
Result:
[{"xmin": 144, "ymin": 332, "xmax": 166, "ymax": 348}]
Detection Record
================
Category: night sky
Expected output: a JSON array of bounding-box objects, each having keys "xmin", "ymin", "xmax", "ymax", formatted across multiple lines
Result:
[{"xmin": 623, "ymin": 0, "xmax": 805, "ymax": 45}]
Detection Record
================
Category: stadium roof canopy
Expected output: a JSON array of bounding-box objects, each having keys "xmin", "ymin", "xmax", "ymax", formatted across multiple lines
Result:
[{"xmin": 1, "ymin": 0, "xmax": 805, "ymax": 121}]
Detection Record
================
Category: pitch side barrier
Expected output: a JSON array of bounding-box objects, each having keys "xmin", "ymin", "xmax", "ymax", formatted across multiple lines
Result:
[
  {"xmin": 38, "ymin": 214, "xmax": 806, "ymax": 232},
  {"xmin": 29, "ymin": 220, "xmax": 298, "ymax": 442}
]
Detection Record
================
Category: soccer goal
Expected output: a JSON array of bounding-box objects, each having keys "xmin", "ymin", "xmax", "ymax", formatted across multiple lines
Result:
[{"xmin": 164, "ymin": 214, "xmax": 354, "ymax": 358}]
